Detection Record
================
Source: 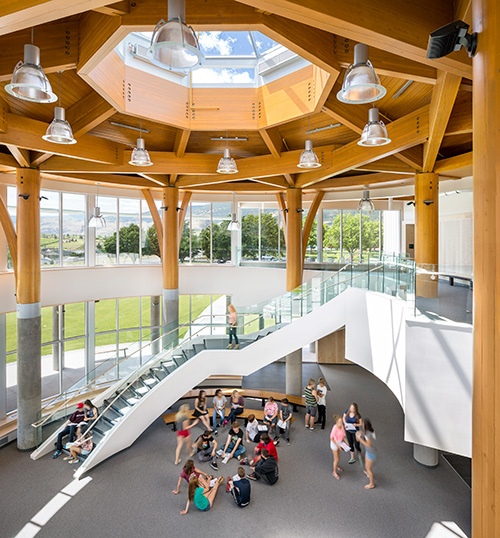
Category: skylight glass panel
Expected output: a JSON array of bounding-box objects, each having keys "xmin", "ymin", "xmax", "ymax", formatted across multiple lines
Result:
[
  {"xmin": 252, "ymin": 32, "xmax": 280, "ymax": 55},
  {"xmin": 198, "ymin": 31, "xmax": 256, "ymax": 57},
  {"xmin": 191, "ymin": 67, "xmax": 255, "ymax": 84}
]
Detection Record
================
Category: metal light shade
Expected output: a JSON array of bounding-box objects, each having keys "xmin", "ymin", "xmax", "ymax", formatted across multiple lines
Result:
[
  {"xmin": 358, "ymin": 108, "xmax": 391, "ymax": 146},
  {"xmin": 298, "ymin": 139, "xmax": 321, "ymax": 168},
  {"xmin": 227, "ymin": 214, "xmax": 240, "ymax": 231},
  {"xmin": 88, "ymin": 206, "xmax": 106, "ymax": 228},
  {"xmin": 42, "ymin": 107, "xmax": 76, "ymax": 144},
  {"xmin": 337, "ymin": 44, "xmax": 386, "ymax": 104},
  {"xmin": 129, "ymin": 138, "xmax": 153, "ymax": 166},
  {"xmin": 5, "ymin": 44, "xmax": 57, "ymax": 103},
  {"xmin": 358, "ymin": 188, "xmax": 375, "ymax": 212},
  {"xmin": 147, "ymin": 17, "xmax": 204, "ymax": 72},
  {"xmin": 217, "ymin": 147, "xmax": 238, "ymax": 174}
]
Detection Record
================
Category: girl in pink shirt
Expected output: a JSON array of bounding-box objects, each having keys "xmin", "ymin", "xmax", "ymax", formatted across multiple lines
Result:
[{"xmin": 330, "ymin": 415, "xmax": 347, "ymax": 480}]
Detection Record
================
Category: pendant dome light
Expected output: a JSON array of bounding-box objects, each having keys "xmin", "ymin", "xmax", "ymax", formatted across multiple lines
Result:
[
  {"xmin": 89, "ymin": 183, "xmax": 106, "ymax": 228},
  {"xmin": 298, "ymin": 116, "xmax": 321, "ymax": 169},
  {"xmin": 42, "ymin": 72, "xmax": 76, "ymax": 144},
  {"xmin": 227, "ymin": 192, "xmax": 240, "ymax": 231},
  {"xmin": 217, "ymin": 132, "xmax": 238, "ymax": 174},
  {"xmin": 147, "ymin": 0, "xmax": 204, "ymax": 72},
  {"xmin": 5, "ymin": 29, "xmax": 57, "ymax": 103},
  {"xmin": 358, "ymin": 107, "xmax": 391, "ymax": 147},
  {"xmin": 358, "ymin": 186, "xmax": 375, "ymax": 212},
  {"xmin": 129, "ymin": 119, "xmax": 153, "ymax": 166},
  {"xmin": 337, "ymin": 43, "xmax": 386, "ymax": 104}
]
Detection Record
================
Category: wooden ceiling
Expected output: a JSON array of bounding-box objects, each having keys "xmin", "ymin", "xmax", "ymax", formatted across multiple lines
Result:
[{"xmin": 0, "ymin": 0, "xmax": 473, "ymax": 192}]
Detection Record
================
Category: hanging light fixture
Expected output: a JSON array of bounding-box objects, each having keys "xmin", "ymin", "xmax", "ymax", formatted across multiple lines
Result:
[
  {"xmin": 298, "ymin": 116, "xmax": 321, "ymax": 169},
  {"xmin": 129, "ymin": 119, "xmax": 153, "ymax": 166},
  {"xmin": 89, "ymin": 183, "xmax": 106, "ymax": 228},
  {"xmin": 358, "ymin": 186, "xmax": 375, "ymax": 212},
  {"xmin": 5, "ymin": 28, "xmax": 57, "ymax": 103},
  {"xmin": 217, "ymin": 132, "xmax": 238, "ymax": 174},
  {"xmin": 227, "ymin": 192, "xmax": 240, "ymax": 231},
  {"xmin": 337, "ymin": 43, "xmax": 386, "ymax": 104},
  {"xmin": 358, "ymin": 107, "xmax": 391, "ymax": 147},
  {"xmin": 147, "ymin": 0, "xmax": 204, "ymax": 72},
  {"xmin": 42, "ymin": 72, "xmax": 76, "ymax": 144}
]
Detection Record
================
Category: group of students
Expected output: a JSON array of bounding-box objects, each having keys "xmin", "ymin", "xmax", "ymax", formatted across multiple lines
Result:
[{"xmin": 52, "ymin": 399, "xmax": 99, "ymax": 462}]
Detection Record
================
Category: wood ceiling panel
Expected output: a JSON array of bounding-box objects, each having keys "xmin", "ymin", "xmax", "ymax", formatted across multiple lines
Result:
[
  {"xmin": 186, "ymin": 130, "xmax": 269, "ymax": 158},
  {"xmin": 278, "ymin": 112, "xmax": 358, "ymax": 151},
  {"xmin": 88, "ymin": 113, "xmax": 178, "ymax": 152},
  {"xmin": 376, "ymin": 76, "xmax": 433, "ymax": 120},
  {"xmin": 439, "ymin": 133, "xmax": 472, "ymax": 158}
]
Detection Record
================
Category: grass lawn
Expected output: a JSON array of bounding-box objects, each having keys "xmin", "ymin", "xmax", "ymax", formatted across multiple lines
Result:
[{"xmin": 5, "ymin": 295, "xmax": 221, "ymax": 363}]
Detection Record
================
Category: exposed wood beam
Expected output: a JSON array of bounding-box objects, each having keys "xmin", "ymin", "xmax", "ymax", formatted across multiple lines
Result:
[
  {"xmin": 259, "ymin": 127, "xmax": 284, "ymax": 158},
  {"xmin": 276, "ymin": 192, "xmax": 287, "ymax": 230},
  {"xmin": 283, "ymin": 173, "xmax": 295, "ymax": 187},
  {"xmin": 174, "ymin": 129, "xmax": 191, "ymax": 158},
  {"xmin": 423, "ymin": 70, "xmax": 462, "ymax": 172},
  {"xmin": 178, "ymin": 191, "xmax": 192, "ymax": 247},
  {"xmin": 0, "ymin": 97, "xmax": 8, "ymax": 133},
  {"xmin": 396, "ymin": 146, "xmax": 423, "ymax": 170},
  {"xmin": 444, "ymin": 94, "xmax": 472, "ymax": 136},
  {"xmin": 356, "ymin": 156, "xmax": 417, "ymax": 174},
  {"xmin": 433, "ymin": 151, "xmax": 472, "ymax": 173},
  {"xmin": 454, "ymin": 0, "xmax": 472, "ymax": 25},
  {"xmin": 137, "ymin": 173, "xmax": 169, "ymax": 187},
  {"xmin": 67, "ymin": 92, "xmax": 116, "ymax": 139},
  {"xmin": 302, "ymin": 191, "xmax": 324, "ymax": 260},
  {"xmin": 295, "ymin": 105, "xmax": 429, "ymax": 187},
  {"xmin": 235, "ymin": 0, "xmax": 472, "ymax": 78},
  {"xmin": 176, "ymin": 175, "xmax": 249, "ymax": 188},
  {"xmin": 93, "ymin": 1, "xmax": 130, "ymax": 16},
  {"xmin": 0, "ymin": 113, "xmax": 124, "ymax": 165},
  {"xmin": 186, "ymin": 0, "xmax": 261, "ymax": 29},
  {"xmin": 313, "ymin": 172, "xmax": 411, "ymax": 190},
  {"xmin": 6, "ymin": 145, "xmax": 30, "ymax": 167},
  {"xmin": 252, "ymin": 176, "xmax": 289, "ymax": 188},
  {"xmin": 30, "ymin": 152, "xmax": 52, "ymax": 167},
  {"xmin": 43, "ymin": 172, "xmax": 154, "ymax": 189},
  {"xmin": 0, "ymin": 151, "xmax": 18, "ymax": 169},
  {"xmin": 0, "ymin": 192, "xmax": 17, "ymax": 275},
  {"xmin": 0, "ymin": 21, "xmax": 79, "ymax": 81},
  {"xmin": 141, "ymin": 188, "xmax": 163, "ymax": 258},
  {"xmin": 186, "ymin": 182, "xmax": 285, "ymax": 192},
  {"xmin": 0, "ymin": 1, "xmax": 115, "ymax": 36},
  {"xmin": 169, "ymin": 174, "xmax": 178, "ymax": 185}
]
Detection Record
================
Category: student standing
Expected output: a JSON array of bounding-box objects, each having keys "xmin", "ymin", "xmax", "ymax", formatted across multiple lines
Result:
[
  {"xmin": 225, "ymin": 390, "xmax": 244, "ymax": 426},
  {"xmin": 343, "ymin": 402, "xmax": 362, "ymax": 464},
  {"xmin": 180, "ymin": 475, "xmax": 224, "ymax": 514},
  {"xmin": 245, "ymin": 414, "xmax": 261, "ymax": 444},
  {"xmin": 276, "ymin": 398, "xmax": 292, "ymax": 445},
  {"xmin": 212, "ymin": 389, "xmax": 227, "ymax": 434},
  {"xmin": 194, "ymin": 430, "xmax": 219, "ymax": 471},
  {"xmin": 175, "ymin": 404, "xmax": 196, "ymax": 465},
  {"xmin": 227, "ymin": 304, "xmax": 239, "ymax": 349},
  {"xmin": 226, "ymin": 467, "xmax": 251, "ymax": 508},
  {"xmin": 220, "ymin": 421, "xmax": 246, "ymax": 462},
  {"xmin": 316, "ymin": 377, "xmax": 328, "ymax": 430},
  {"xmin": 193, "ymin": 390, "xmax": 212, "ymax": 431},
  {"xmin": 304, "ymin": 378, "xmax": 318, "ymax": 431},
  {"xmin": 330, "ymin": 414, "xmax": 347, "ymax": 480},
  {"xmin": 172, "ymin": 459, "xmax": 211, "ymax": 494},
  {"xmin": 357, "ymin": 418, "xmax": 377, "ymax": 490}
]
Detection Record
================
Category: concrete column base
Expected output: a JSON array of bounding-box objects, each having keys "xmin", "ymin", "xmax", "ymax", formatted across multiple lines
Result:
[
  {"xmin": 151, "ymin": 295, "xmax": 161, "ymax": 355},
  {"xmin": 285, "ymin": 348, "xmax": 302, "ymax": 396},
  {"xmin": 17, "ymin": 303, "xmax": 42, "ymax": 450},
  {"xmin": 162, "ymin": 289, "xmax": 179, "ymax": 348},
  {"xmin": 413, "ymin": 443, "xmax": 439, "ymax": 467}
]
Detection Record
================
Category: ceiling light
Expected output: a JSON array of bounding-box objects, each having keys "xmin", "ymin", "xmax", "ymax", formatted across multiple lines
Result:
[
  {"xmin": 227, "ymin": 193, "xmax": 240, "ymax": 230},
  {"xmin": 42, "ymin": 73, "xmax": 76, "ymax": 145},
  {"xmin": 147, "ymin": 0, "xmax": 204, "ymax": 72},
  {"xmin": 426, "ymin": 20, "xmax": 477, "ymax": 59},
  {"xmin": 89, "ymin": 184, "xmax": 106, "ymax": 228},
  {"xmin": 337, "ymin": 43, "xmax": 386, "ymax": 104},
  {"xmin": 129, "ymin": 119, "xmax": 153, "ymax": 166},
  {"xmin": 358, "ymin": 187, "xmax": 375, "ymax": 212},
  {"xmin": 358, "ymin": 108, "xmax": 391, "ymax": 147},
  {"xmin": 217, "ymin": 147, "xmax": 238, "ymax": 174},
  {"xmin": 298, "ymin": 116, "xmax": 321, "ymax": 169},
  {"xmin": 5, "ymin": 42, "xmax": 57, "ymax": 103}
]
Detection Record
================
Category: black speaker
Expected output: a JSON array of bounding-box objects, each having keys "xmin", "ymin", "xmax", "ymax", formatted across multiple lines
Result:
[{"xmin": 427, "ymin": 20, "xmax": 477, "ymax": 59}]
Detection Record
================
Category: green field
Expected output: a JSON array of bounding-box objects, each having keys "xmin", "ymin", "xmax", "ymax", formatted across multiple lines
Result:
[{"xmin": 5, "ymin": 295, "xmax": 220, "ymax": 363}]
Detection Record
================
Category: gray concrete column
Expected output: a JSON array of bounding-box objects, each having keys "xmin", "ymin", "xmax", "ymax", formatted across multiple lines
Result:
[
  {"xmin": 85, "ymin": 301, "xmax": 95, "ymax": 384},
  {"xmin": 285, "ymin": 348, "xmax": 302, "ymax": 396},
  {"xmin": 413, "ymin": 443, "xmax": 439, "ymax": 467},
  {"xmin": 309, "ymin": 341, "xmax": 316, "ymax": 353},
  {"xmin": 0, "ymin": 314, "xmax": 6, "ymax": 420},
  {"xmin": 52, "ymin": 306, "xmax": 59, "ymax": 371},
  {"xmin": 151, "ymin": 295, "xmax": 161, "ymax": 355},
  {"xmin": 162, "ymin": 289, "xmax": 179, "ymax": 348},
  {"xmin": 17, "ymin": 302, "xmax": 42, "ymax": 450}
]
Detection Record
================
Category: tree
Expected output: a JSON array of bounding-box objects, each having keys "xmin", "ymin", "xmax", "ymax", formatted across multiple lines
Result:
[
  {"xmin": 200, "ymin": 221, "xmax": 231, "ymax": 262},
  {"xmin": 103, "ymin": 223, "xmax": 140, "ymax": 261},
  {"xmin": 361, "ymin": 215, "xmax": 382, "ymax": 259},
  {"xmin": 323, "ymin": 212, "xmax": 360, "ymax": 262},
  {"xmin": 241, "ymin": 213, "xmax": 259, "ymax": 259},
  {"xmin": 241, "ymin": 212, "xmax": 282, "ymax": 259},
  {"xmin": 143, "ymin": 225, "xmax": 160, "ymax": 259},
  {"xmin": 179, "ymin": 221, "xmax": 190, "ymax": 262}
]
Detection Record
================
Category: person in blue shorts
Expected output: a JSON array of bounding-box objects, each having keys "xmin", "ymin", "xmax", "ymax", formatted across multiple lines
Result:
[{"xmin": 357, "ymin": 418, "xmax": 377, "ymax": 490}]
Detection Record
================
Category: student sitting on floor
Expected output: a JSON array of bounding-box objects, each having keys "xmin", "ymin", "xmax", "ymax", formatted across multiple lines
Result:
[
  {"xmin": 219, "ymin": 421, "xmax": 246, "ymax": 463},
  {"xmin": 241, "ymin": 432, "xmax": 277, "ymax": 466},
  {"xmin": 245, "ymin": 414, "xmax": 261, "ymax": 444},
  {"xmin": 194, "ymin": 430, "xmax": 219, "ymax": 471},
  {"xmin": 180, "ymin": 475, "xmax": 224, "ymax": 515},
  {"xmin": 226, "ymin": 467, "xmax": 251, "ymax": 508},
  {"xmin": 247, "ymin": 449, "xmax": 279, "ymax": 485},
  {"xmin": 172, "ymin": 459, "xmax": 212, "ymax": 495}
]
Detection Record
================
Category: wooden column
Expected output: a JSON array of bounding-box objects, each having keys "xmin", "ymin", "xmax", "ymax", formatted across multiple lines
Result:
[
  {"xmin": 286, "ymin": 188, "xmax": 303, "ymax": 291},
  {"xmin": 414, "ymin": 172, "xmax": 439, "ymax": 297},
  {"xmin": 472, "ymin": 0, "xmax": 500, "ymax": 534},
  {"xmin": 16, "ymin": 168, "xmax": 42, "ymax": 450}
]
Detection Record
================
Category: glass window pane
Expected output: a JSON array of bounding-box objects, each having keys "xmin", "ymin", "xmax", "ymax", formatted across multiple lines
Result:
[
  {"xmin": 342, "ymin": 210, "xmax": 361, "ymax": 263},
  {"xmin": 6, "ymin": 186, "xmax": 16, "ymax": 270},
  {"xmin": 96, "ymin": 197, "xmax": 117, "ymax": 265},
  {"xmin": 322, "ymin": 209, "xmax": 341, "ymax": 263},
  {"xmin": 41, "ymin": 343, "xmax": 58, "ymax": 401},
  {"xmin": 191, "ymin": 202, "xmax": 210, "ymax": 263},
  {"xmin": 119, "ymin": 198, "xmax": 140, "ymax": 264},
  {"xmin": 141, "ymin": 199, "xmax": 161, "ymax": 264},
  {"xmin": 252, "ymin": 31, "xmax": 280, "ymax": 55},
  {"xmin": 179, "ymin": 204, "xmax": 191, "ymax": 263},
  {"xmin": 62, "ymin": 193, "xmax": 86, "ymax": 266},
  {"xmin": 192, "ymin": 67, "xmax": 255, "ymax": 85},
  {"xmin": 95, "ymin": 299, "xmax": 117, "ymax": 333},
  {"xmin": 95, "ymin": 333, "xmax": 117, "ymax": 365},
  {"xmin": 141, "ymin": 296, "xmax": 152, "ymax": 327},
  {"xmin": 302, "ymin": 208, "xmax": 318, "ymax": 262},
  {"xmin": 6, "ymin": 311, "xmax": 16, "ymax": 354},
  {"xmin": 63, "ymin": 338, "xmax": 85, "ymax": 390},
  {"xmin": 361, "ymin": 211, "xmax": 381, "ymax": 262},
  {"xmin": 212, "ymin": 202, "xmax": 231, "ymax": 264},
  {"xmin": 64, "ymin": 303, "xmax": 85, "ymax": 338},
  {"xmin": 118, "ymin": 297, "xmax": 140, "ymax": 329},
  {"xmin": 198, "ymin": 31, "xmax": 256, "ymax": 57},
  {"xmin": 241, "ymin": 207, "xmax": 259, "ymax": 260},
  {"xmin": 261, "ymin": 208, "xmax": 280, "ymax": 261},
  {"xmin": 41, "ymin": 306, "xmax": 53, "ymax": 344},
  {"xmin": 40, "ymin": 190, "xmax": 60, "ymax": 266}
]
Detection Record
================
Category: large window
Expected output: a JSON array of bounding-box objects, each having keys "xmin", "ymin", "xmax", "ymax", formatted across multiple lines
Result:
[
  {"xmin": 241, "ymin": 204, "xmax": 285, "ymax": 262},
  {"xmin": 62, "ymin": 193, "xmax": 86, "ymax": 265},
  {"xmin": 191, "ymin": 202, "xmax": 211, "ymax": 263},
  {"xmin": 118, "ymin": 198, "xmax": 141, "ymax": 264},
  {"xmin": 96, "ymin": 197, "xmax": 118, "ymax": 266},
  {"xmin": 40, "ymin": 190, "xmax": 60, "ymax": 266}
]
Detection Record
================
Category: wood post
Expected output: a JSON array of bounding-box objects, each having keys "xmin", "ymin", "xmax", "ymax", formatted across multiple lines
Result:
[
  {"xmin": 472, "ymin": 0, "xmax": 500, "ymax": 534},
  {"xmin": 414, "ymin": 172, "xmax": 439, "ymax": 297},
  {"xmin": 162, "ymin": 186, "xmax": 179, "ymax": 291},
  {"xmin": 286, "ymin": 188, "xmax": 303, "ymax": 291}
]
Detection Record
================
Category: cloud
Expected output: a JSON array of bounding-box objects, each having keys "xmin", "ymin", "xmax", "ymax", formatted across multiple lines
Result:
[
  {"xmin": 198, "ymin": 32, "xmax": 236, "ymax": 55},
  {"xmin": 192, "ymin": 68, "xmax": 253, "ymax": 84}
]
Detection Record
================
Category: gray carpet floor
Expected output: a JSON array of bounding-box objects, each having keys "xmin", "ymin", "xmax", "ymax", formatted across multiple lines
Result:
[{"xmin": 0, "ymin": 364, "xmax": 471, "ymax": 538}]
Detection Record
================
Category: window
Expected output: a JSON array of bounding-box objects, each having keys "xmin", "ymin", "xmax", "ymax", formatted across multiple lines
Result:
[
  {"xmin": 6, "ymin": 187, "xmax": 16, "ymax": 270},
  {"xmin": 322, "ymin": 209, "xmax": 341, "ymax": 262},
  {"xmin": 241, "ymin": 207, "xmax": 260, "ymax": 261},
  {"xmin": 211, "ymin": 202, "xmax": 231, "ymax": 264},
  {"xmin": 302, "ymin": 208, "xmax": 318, "ymax": 262},
  {"xmin": 261, "ymin": 207, "xmax": 281, "ymax": 261},
  {"xmin": 96, "ymin": 197, "xmax": 118, "ymax": 265},
  {"xmin": 142, "ymin": 199, "xmax": 161, "ymax": 264},
  {"xmin": 62, "ymin": 193, "xmax": 86, "ymax": 266},
  {"xmin": 191, "ymin": 202, "xmax": 211, "ymax": 263},
  {"xmin": 361, "ymin": 211, "xmax": 382, "ymax": 262},
  {"xmin": 118, "ymin": 198, "xmax": 141, "ymax": 264},
  {"xmin": 40, "ymin": 190, "xmax": 60, "ymax": 266}
]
